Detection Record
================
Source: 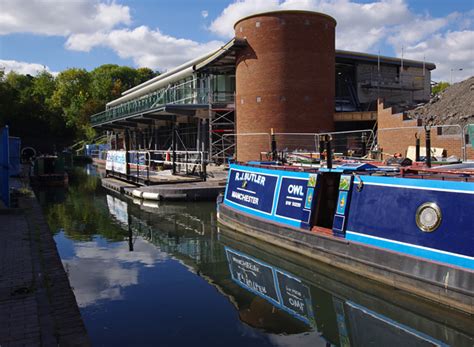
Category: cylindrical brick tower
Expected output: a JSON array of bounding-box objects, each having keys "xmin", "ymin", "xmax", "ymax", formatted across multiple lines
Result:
[{"xmin": 234, "ymin": 10, "xmax": 336, "ymax": 162}]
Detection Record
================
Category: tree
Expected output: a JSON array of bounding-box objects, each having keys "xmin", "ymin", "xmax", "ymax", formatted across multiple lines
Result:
[{"xmin": 432, "ymin": 81, "xmax": 450, "ymax": 95}]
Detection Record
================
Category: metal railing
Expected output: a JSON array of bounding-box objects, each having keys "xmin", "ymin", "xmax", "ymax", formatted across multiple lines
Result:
[
  {"xmin": 90, "ymin": 78, "xmax": 235, "ymax": 127},
  {"xmin": 107, "ymin": 149, "xmax": 208, "ymax": 184}
]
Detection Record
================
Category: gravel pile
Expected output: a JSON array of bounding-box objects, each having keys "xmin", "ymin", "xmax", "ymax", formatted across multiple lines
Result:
[{"xmin": 408, "ymin": 76, "xmax": 474, "ymax": 129}]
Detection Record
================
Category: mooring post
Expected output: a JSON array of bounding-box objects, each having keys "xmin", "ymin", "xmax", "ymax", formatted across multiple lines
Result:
[
  {"xmin": 361, "ymin": 132, "xmax": 367, "ymax": 157},
  {"xmin": 319, "ymin": 137, "xmax": 325, "ymax": 161},
  {"xmin": 324, "ymin": 134, "xmax": 333, "ymax": 169},
  {"xmin": 425, "ymin": 125, "xmax": 431, "ymax": 168},
  {"xmin": 415, "ymin": 133, "xmax": 420, "ymax": 161},
  {"xmin": 270, "ymin": 128, "xmax": 277, "ymax": 161},
  {"xmin": 172, "ymin": 123, "xmax": 177, "ymax": 175}
]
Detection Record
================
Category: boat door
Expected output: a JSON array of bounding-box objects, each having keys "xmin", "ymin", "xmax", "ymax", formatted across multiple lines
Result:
[{"xmin": 311, "ymin": 172, "xmax": 341, "ymax": 230}]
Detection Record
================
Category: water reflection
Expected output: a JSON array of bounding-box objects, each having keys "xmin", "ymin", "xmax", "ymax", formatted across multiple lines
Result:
[{"xmin": 38, "ymin": 166, "xmax": 473, "ymax": 346}]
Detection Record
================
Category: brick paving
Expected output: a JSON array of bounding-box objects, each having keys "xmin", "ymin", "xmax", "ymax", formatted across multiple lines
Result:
[{"xmin": 0, "ymin": 195, "xmax": 89, "ymax": 346}]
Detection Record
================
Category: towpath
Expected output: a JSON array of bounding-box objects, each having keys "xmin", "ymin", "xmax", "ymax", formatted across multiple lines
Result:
[{"xmin": 0, "ymin": 191, "xmax": 89, "ymax": 346}]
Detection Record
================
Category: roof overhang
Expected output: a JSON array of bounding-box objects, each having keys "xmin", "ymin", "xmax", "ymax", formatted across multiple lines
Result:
[{"xmin": 194, "ymin": 38, "xmax": 247, "ymax": 74}]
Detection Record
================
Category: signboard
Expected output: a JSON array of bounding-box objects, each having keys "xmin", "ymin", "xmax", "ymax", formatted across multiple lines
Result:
[
  {"xmin": 275, "ymin": 177, "xmax": 312, "ymax": 223},
  {"xmin": 276, "ymin": 270, "xmax": 313, "ymax": 322},
  {"xmin": 224, "ymin": 165, "xmax": 318, "ymax": 228},
  {"xmin": 226, "ymin": 248, "xmax": 279, "ymax": 303},
  {"xmin": 225, "ymin": 168, "xmax": 278, "ymax": 215},
  {"xmin": 106, "ymin": 150, "xmax": 127, "ymax": 174}
]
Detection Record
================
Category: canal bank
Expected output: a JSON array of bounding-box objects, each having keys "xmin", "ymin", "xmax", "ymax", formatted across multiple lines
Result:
[{"xmin": 0, "ymin": 185, "xmax": 88, "ymax": 346}]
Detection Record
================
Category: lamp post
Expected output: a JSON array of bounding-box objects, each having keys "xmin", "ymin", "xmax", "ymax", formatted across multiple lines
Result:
[{"xmin": 450, "ymin": 68, "xmax": 463, "ymax": 84}]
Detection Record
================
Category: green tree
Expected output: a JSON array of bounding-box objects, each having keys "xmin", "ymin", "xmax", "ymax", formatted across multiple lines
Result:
[{"xmin": 432, "ymin": 81, "xmax": 450, "ymax": 95}]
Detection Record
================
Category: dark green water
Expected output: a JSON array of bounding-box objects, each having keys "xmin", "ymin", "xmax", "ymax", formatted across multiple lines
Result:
[{"xmin": 36, "ymin": 166, "xmax": 473, "ymax": 347}]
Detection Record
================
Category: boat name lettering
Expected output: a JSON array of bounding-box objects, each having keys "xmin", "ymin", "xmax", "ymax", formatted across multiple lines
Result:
[
  {"xmin": 235, "ymin": 172, "xmax": 266, "ymax": 186},
  {"xmin": 231, "ymin": 256, "xmax": 260, "ymax": 273},
  {"xmin": 231, "ymin": 191, "xmax": 259, "ymax": 205},
  {"xmin": 236, "ymin": 273, "xmax": 268, "ymax": 295},
  {"xmin": 288, "ymin": 184, "xmax": 304, "ymax": 196}
]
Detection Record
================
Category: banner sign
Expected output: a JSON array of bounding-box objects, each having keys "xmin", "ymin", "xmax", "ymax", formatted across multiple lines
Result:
[
  {"xmin": 106, "ymin": 151, "xmax": 127, "ymax": 174},
  {"xmin": 224, "ymin": 165, "xmax": 318, "ymax": 228},
  {"xmin": 225, "ymin": 247, "xmax": 314, "ymax": 326},
  {"xmin": 225, "ymin": 168, "xmax": 278, "ymax": 215}
]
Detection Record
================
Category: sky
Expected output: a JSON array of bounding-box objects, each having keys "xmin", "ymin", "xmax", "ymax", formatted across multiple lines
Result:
[{"xmin": 0, "ymin": 0, "xmax": 472, "ymax": 82}]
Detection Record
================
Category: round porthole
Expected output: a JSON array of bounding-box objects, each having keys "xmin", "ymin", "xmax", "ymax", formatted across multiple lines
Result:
[{"xmin": 416, "ymin": 202, "xmax": 442, "ymax": 232}]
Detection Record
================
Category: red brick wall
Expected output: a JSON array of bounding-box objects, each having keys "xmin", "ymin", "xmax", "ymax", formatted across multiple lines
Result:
[
  {"xmin": 235, "ymin": 11, "xmax": 336, "ymax": 161},
  {"xmin": 377, "ymin": 100, "xmax": 472, "ymax": 159}
]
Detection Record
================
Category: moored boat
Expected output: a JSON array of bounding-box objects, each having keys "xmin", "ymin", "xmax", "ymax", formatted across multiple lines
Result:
[
  {"xmin": 217, "ymin": 161, "xmax": 474, "ymax": 314},
  {"xmin": 30, "ymin": 155, "xmax": 68, "ymax": 186}
]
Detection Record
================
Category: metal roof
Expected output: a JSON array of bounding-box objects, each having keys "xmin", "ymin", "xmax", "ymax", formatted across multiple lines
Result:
[{"xmin": 335, "ymin": 49, "xmax": 436, "ymax": 70}]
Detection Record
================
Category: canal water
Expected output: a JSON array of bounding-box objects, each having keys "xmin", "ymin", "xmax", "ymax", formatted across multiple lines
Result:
[{"xmin": 36, "ymin": 166, "xmax": 473, "ymax": 346}]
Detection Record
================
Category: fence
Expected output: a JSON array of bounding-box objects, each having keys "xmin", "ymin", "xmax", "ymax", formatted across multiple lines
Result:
[
  {"xmin": 222, "ymin": 133, "xmax": 272, "ymax": 163},
  {"xmin": 377, "ymin": 125, "xmax": 467, "ymax": 160},
  {"xmin": 0, "ymin": 126, "xmax": 10, "ymax": 207},
  {"xmin": 107, "ymin": 149, "xmax": 207, "ymax": 184}
]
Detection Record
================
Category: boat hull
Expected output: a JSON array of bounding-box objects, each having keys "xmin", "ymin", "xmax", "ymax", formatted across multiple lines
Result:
[{"xmin": 218, "ymin": 203, "xmax": 474, "ymax": 314}]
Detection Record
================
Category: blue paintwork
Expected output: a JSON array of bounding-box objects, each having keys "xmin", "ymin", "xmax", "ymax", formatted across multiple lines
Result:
[
  {"xmin": 223, "ymin": 164, "xmax": 317, "ymax": 229},
  {"xmin": 0, "ymin": 127, "xmax": 10, "ymax": 207},
  {"xmin": 346, "ymin": 175, "xmax": 474, "ymax": 268},
  {"xmin": 223, "ymin": 164, "xmax": 474, "ymax": 270}
]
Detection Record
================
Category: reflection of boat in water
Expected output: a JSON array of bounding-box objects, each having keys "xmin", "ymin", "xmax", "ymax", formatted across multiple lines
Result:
[
  {"xmin": 219, "ymin": 227, "xmax": 474, "ymax": 347},
  {"xmin": 104, "ymin": 191, "xmax": 473, "ymax": 346}
]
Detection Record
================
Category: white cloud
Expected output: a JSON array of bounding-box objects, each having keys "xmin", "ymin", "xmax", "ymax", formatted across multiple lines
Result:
[
  {"xmin": 0, "ymin": 0, "xmax": 131, "ymax": 36},
  {"xmin": 0, "ymin": 59, "xmax": 58, "ymax": 75},
  {"xmin": 201, "ymin": 10, "xmax": 209, "ymax": 19},
  {"xmin": 209, "ymin": 0, "xmax": 280, "ymax": 38},
  {"xmin": 209, "ymin": 0, "xmax": 473, "ymax": 81},
  {"xmin": 64, "ymin": 237, "xmax": 168, "ymax": 307},
  {"xmin": 403, "ymin": 30, "xmax": 474, "ymax": 83},
  {"xmin": 66, "ymin": 26, "xmax": 225, "ymax": 71}
]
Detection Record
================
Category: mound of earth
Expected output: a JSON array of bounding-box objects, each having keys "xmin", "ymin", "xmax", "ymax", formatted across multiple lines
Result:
[{"xmin": 408, "ymin": 76, "xmax": 474, "ymax": 129}]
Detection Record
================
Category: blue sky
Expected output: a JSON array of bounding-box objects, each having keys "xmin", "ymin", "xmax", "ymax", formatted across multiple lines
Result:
[{"xmin": 0, "ymin": 0, "xmax": 472, "ymax": 82}]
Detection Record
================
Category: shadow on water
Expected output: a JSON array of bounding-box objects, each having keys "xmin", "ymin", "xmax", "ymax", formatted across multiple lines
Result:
[{"xmin": 36, "ymin": 165, "xmax": 473, "ymax": 347}]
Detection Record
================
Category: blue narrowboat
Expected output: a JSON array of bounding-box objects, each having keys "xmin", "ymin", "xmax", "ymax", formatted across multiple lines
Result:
[{"xmin": 217, "ymin": 162, "xmax": 474, "ymax": 314}]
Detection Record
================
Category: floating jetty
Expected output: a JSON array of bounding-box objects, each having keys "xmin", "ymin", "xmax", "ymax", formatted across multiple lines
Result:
[{"xmin": 102, "ymin": 176, "xmax": 225, "ymax": 201}]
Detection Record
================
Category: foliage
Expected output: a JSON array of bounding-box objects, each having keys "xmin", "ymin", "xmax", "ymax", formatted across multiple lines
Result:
[
  {"xmin": 0, "ymin": 65, "xmax": 158, "ymax": 151},
  {"xmin": 432, "ymin": 81, "xmax": 450, "ymax": 95}
]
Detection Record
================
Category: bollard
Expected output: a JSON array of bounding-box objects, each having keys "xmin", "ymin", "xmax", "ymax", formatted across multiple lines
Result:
[
  {"xmin": 270, "ymin": 128, "xmax": 277, "ymax": 161},
  {"xmin": 172, "ymin": 125, "xmax": 177, "ymax": 175},
  {"xmin": 361, "ymin": 132, "xmax": 367, "ymax": 157},
  {"xmin": 425, "ymin": 126, "xmax": 431, "ymax": 168},
  {"xmin": 415, "ymin": 133, "xmax": 420, "ymax": 162},
  {"xmin": 319, "ymin": 139, "xmax": 325, "ymax": 161}
]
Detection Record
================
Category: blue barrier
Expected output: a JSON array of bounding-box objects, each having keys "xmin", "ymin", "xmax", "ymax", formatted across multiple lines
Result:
[
  {"xmin": 9, "ymin": 137, "xmax": 21, "ymax": 176},
  {"xmin": 0, "ymin": 126, "xmax": 10, "ymax": 207}
]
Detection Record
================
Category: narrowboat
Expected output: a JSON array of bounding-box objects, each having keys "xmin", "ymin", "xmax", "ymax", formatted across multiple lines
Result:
[
  {"xmin": 30, "ymin": 155, "xmax": 68, "ymax": 186},
  {"xmin": 217, "ymin": 161, "xmax": 474, "ymax": 314}
]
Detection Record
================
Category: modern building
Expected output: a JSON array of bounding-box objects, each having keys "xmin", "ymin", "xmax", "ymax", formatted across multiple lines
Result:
[{"xmin": 90, "ymin": 10, "xmax": 435, "ymax": 163}]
